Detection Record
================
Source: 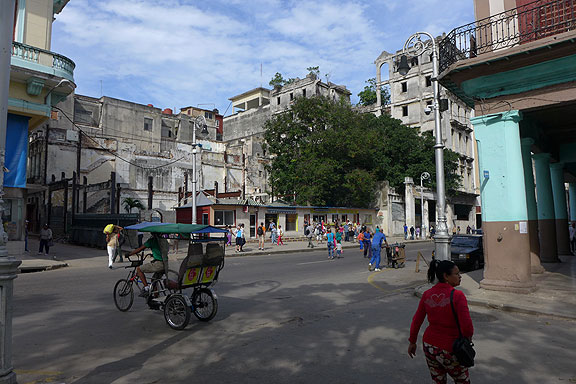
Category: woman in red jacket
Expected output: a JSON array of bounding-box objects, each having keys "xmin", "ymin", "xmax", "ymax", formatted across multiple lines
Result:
[{"xmin": 408, "ymin": 260, "xmax": 474, "ymax": 383}]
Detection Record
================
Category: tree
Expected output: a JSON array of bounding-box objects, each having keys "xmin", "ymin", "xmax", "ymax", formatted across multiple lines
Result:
[
  {"xmin": 263, "ymin": 96, "xmax": 460, "ymax": 208},
  {"xmin": 357, "ymin": 78, "xmax": 390, "ymax": 106},
  {"xmin": 269, "ymin": 72, "xmax": 286, "ymax": 87},
  {"xmin": 306, "ymin": 66, "xmax": 320, "ymax": 77},
  {"xmin": 123, "ymin": 197, "xmax": 145, "ymax": 213}
]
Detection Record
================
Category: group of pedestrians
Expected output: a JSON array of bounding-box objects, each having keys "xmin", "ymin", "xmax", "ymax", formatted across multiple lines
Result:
[{"xmin": 224, "ymin": 224, "xmax": 247, "ymax": 252}]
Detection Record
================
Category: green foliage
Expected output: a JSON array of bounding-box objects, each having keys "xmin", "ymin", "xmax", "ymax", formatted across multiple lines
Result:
[
  {"xmin": 307, "ymin": 66, "xmax": 320, "ymax": 77},
  {"xmin": 269, "ymin": 72, "xmax": 286, "ymax": 87},
  {"xmin": 264, "ymin": 96, "xmax": 460, "ymax": 208},
  {"xmin": 123, "ymin": 197, "xmax": 145, "ymax": 213},
  {"xmin": 357, "ymin": 78, "xmax": 390, "ymax": 106}
]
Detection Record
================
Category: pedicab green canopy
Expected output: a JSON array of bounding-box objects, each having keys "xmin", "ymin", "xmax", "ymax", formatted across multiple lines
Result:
[{"xmin": 127, "ymin": 223, "xmax": 228, "ymax": 235}]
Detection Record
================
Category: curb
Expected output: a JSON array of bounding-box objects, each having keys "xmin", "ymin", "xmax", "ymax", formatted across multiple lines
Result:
[
  {"xmin": 18, "ymin": 262, "xmax": 69, "ymax": 273},
  {"xmin": 413, "ymin": 284, "xmax": 576, "ymax": 321}
]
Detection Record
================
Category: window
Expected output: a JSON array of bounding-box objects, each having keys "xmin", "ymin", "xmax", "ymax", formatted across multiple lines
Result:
[
  {"xmin": 302, "ymin": 89, "xmax": 306, "ymax": 98},
  {"xmin": 454, "ymin": 204, "xmax": 472, "ymax": 220},
  {"xmin": 204, "ymin": 111, "xmax": 213, "ymax": 119},
  {"xmin": 426, "ymin": 100, "xmax": 433, "ymax": 106},
  {"xmin": 277, "ymin": 97, "xmax": 281, "ymax": 105},
  {"xmin": 332, "ymin": 214, "xmax": 339, "ymax": 223},
  {"xmin": 259, "ymin": 171, "xmax": 262, "ymax": 177},
  {"xmin": 214, "ymin": 210, "xmax": 234, "ymax": 226},
  {"xmin": 290, "ymin": 92, "xmax": 294, "ymax": 101},
  {"xmin": 216, "ymin": 120, "xmax": 220, "ymax": 127},
  {"xmin": 286, "ymin": 214, "xmax": 297, "ymax": 231},
  {"xmin": 402, "ymin": 105, "xmax": 408, "ymax": 117},
  {"xmin": 411, "ymin": 57, "xmax": 418, "ymax": 67},
  {"xmin": 144, "ymin": 117, "xmax": 153, "ymax": 131},
  {"xmin": 426, "ymin": 76, "xmax": 432, "ymax": 87},
  {"xmin": 401, "ymin": 82, "xmax": 407, "ymax": 92}
]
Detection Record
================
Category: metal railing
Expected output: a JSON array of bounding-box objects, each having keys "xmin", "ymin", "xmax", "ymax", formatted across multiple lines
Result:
[
  {"xmin": 439, "ymin": 0, "xmax": 575, "ymax": 73},
  {"xmin": 12, "ymin": 41, "xmax": 75, "ymax": 79}
]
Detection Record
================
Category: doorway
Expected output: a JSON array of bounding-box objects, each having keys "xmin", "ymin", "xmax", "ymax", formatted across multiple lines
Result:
[{"xmin": 250, "ymin": 214, "xmax": 256, "ymax": 238}]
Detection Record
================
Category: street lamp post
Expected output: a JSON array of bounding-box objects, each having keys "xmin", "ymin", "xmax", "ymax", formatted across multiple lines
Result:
[
  {"xmin": 398, "ymin": 32, "xmax": 451, "ymax": 261},
  {"xmin": 192, "ymin": 116, "xmax": 208, "ymax": 224},
  {"xmin": 420, "ymin": 171, "xmax": 430, "ymax": 239}
]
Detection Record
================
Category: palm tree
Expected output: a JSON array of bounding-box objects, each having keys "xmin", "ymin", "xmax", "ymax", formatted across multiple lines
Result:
[{"xmin": 123, "ymin": 197, "xmax": 145, "ymax": 213}]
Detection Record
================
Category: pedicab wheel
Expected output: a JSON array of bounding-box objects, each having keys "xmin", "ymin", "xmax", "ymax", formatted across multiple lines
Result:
[
  {"xmin": 192, "ymin": 288, "xmax": 218, "ymax": 322},
  {"xmin": 113, "ymin": 279, "xmax": 134, "ymax": 312},
  {"xmin": 164, "ymin": 294, "xmax": 191, "ymax": 330}
]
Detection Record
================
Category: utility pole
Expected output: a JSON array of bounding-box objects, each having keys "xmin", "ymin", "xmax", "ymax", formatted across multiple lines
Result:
[{"xmin": 0, "ymin": 2, "xmax": 22, "ymax": 383}]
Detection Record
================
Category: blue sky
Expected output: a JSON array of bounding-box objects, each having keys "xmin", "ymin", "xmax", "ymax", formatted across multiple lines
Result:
[{"xmin": 52, "ymin": 0, "xmax": 474, "ymax": 115}]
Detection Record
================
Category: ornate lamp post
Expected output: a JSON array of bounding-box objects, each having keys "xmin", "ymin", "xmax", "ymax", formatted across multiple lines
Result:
[
  {"xmin": 192, "ymin": 115, "xmax": 208, "ymax": 224},
  {"xmin": 398, "ymin": 32, "xmax": 451, "ymax": 260},
  {"xmin": 420, "ymin": 171, "xmax": 430, "ymax": 239}
]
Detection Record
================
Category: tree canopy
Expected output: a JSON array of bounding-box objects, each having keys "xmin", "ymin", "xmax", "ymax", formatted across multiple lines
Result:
[
  {"xmin": 357, "ymin": 78, "xmax": 390, "ymax": 106},
  {"xmin": 263, "ymin": 96, "xmax": 460, "ymax": 208}
]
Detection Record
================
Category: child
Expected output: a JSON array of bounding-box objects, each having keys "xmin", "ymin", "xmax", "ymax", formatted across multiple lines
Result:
[{"xmin": 336, "ymin": 241, "xmax": 342, "ymax": 258}]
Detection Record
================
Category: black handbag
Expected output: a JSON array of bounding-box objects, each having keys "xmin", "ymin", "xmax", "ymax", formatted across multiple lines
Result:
[{"xmin": 450, "ymin": 289, "xmax": 476, "ymax": 367}]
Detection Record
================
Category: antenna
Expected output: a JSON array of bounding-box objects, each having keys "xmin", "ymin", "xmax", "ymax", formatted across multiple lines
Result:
[
  {"xmin": 100, "ymin": 80, "xmax": 103, "ymax": 96},
  {"xmin": 260, "ymin": 62, "xmax": 263, "ymax": 88}
]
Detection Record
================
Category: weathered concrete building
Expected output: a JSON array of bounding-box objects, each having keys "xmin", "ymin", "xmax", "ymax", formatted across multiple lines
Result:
[
  {"xmin": 373, "ymin": 44, "xmax": 480, "ymax": 236},
  {"xmin": 26, "ymin": 93, "xmax": 269, "ymax": 233},
  {"xmin": 223, "ymin": 75, "xmax": 351, "ymax": 141}
]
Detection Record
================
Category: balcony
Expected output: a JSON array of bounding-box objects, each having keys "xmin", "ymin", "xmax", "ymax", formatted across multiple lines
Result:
[
  {"xmin": 11, "ymin": 41, "xmax": 75, "ymax": 82},
  {"xmin": 439, "ymin": 0, "xmax": 575, "ymax": 74}
]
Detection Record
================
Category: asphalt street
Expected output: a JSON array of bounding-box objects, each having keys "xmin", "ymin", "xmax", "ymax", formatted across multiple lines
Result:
[{"xmin": 13, "ymin": 243, "xmax": 576, "ymax": 384}]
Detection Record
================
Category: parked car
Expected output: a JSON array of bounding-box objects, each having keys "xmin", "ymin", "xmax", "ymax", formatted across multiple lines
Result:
[{"xmin": 450, "ymin": 234, "xmax": 484, "ymax": 270}]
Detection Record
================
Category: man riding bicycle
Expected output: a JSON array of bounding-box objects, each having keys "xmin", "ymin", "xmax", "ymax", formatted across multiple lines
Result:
[{"xmin": 126, "ymin": 233, "xmax": 169, "ymax": 297}]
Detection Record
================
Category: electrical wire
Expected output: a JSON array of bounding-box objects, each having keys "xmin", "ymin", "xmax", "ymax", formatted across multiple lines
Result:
[{"xmin": 53, "ymin": 106, "xmax": 188, "ymax": 170}]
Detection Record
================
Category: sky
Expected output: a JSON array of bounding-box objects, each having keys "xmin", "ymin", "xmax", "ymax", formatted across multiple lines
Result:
[{"xmin": 52, "ymin": 0, "xmax": 474, "ymax": 116}]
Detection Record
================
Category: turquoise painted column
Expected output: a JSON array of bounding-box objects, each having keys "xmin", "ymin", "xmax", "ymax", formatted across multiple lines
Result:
[
  {"xmin": 472, "ymin": 111, "xmax": 533, "ymax": 292},
  {"xmin": 550, "ymin": 163, "xmax": 571, "ymax": 255},
  {"xmin": 533, "ymin": 153, "xmax": 559, "ymax": 262},
  {"xmin": 569, "ymin": 183, "xmax": 576, "ymax": 222},
  {"xmin": 520, "ymin": 138, "xmax": 543, "ymax": 273}
]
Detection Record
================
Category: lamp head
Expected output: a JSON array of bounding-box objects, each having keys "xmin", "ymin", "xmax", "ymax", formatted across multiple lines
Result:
[
  {"xmin": 200, "ymin": 124, "xmax": 209, "ymax": 135},
  {"xmin": 398, "ymin": 55, "xmax": 410, "ymax": 76}
]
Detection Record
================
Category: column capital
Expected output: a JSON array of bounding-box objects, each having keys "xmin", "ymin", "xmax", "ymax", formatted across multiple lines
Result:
[
  {"xmin": 532, "ymin": 152, "xmax": 551, "ymax": 162},
  {"xmin": 471, "ymin": 110, "xmax": 522, "ymax": 126},
  {"xmin": 549, "ymin": 162, "xmax": 565, "ymax": 171},
  {"xmin": 520, "ymin": 137, "xmax": 535, "ymax": 147}
]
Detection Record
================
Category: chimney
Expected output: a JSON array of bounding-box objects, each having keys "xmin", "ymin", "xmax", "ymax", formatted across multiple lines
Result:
[
  {"xmin": 147, "ymin": 104, "xmax": 154, "ymax": 108},
  {"xmin": 162, "ymin": 108, "xmax": 173, "ymax": 115},
  {"xmin": 214, "ymin": 181, "xmax": 219, "ymax": 198}
]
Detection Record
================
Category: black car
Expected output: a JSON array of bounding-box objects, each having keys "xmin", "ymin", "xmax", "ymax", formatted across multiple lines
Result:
[{"xmin": 450, "ymin": 234, "xmax": 484, "ymax": 270}]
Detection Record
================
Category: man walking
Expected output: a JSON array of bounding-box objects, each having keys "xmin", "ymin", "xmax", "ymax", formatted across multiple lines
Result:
[
  {"xmin": 306, "ymin": 223, "xmax": 315, "ymax": 248},
  {"xmin": 344, "ymin": 222, "xmax": 350, "ymax": 242},
  {"xmin": 369, "ymin": 228, "xmax": 388, "ymax": 271},
  {"xmin": 363, "ymin": 228, "xmax": 372, "ymax": 258},
  {"xmin": 410, "ymin": 225, "xmax": 415, "ymax": 240},
  {"xmin": 257, "ymin": 222, "xmax": 266, "ymax": 251},
  {"xmin": 404, "ymin": 223, "xmax": 408, "ymax": 240}
]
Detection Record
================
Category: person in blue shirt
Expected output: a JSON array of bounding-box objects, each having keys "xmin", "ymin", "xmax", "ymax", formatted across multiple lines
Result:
[
  {"xmin": 404, "ymin": 224, "xmax": 408, "ymax": 240},
  {"xmin": 326, "ymin": 228, "xmax": 335, "ymax": 260},
  {"xmin": 369, "ymin": 228, "xmax": 388, "ymax": 271},
  {"xmin": 363, "ymin": 227, "xmax": 372, "ymax": 258}
]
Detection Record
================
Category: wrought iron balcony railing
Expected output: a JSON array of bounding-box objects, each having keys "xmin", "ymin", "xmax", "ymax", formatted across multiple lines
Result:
[
  {"xmin": 12, "ymin": 41, "xmax": 75, "ymax": 81},
  {"xmin": 439, "ymin": 0, "xmax": 575, "ymax": 73}
]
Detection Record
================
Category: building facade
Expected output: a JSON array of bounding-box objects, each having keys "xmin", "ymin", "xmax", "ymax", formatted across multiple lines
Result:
[
  {"xmin": 439, "ymin": 0, "xmax": 576, "ymax": 292},
  {"xmin": 374, "ymin": 44, "xmax": 480, "ymax": 236},
  {"xmin": 6, "ymin": 0, "xmax": 74, "ymax": 250}
]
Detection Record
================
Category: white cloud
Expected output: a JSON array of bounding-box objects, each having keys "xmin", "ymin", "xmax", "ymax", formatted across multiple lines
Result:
[{"xmin": 52, "ymin": 0, "xmax": 474, "ymax": 111}]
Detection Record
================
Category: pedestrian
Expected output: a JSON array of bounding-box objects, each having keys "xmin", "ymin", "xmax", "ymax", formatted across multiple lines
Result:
[
  {"xmin": 103, "ymin": 223, "xmax": 122, "ymax": 268},
  {"xmin": 363, "ymin": 228, "xmax": 372, "ymax": 258},
  {"xmin": 335, "ymin": 228, "xmax": 342, "ymax": 245},
  {"xmin": 430, "ymin": 226, "xmax": 436, "ymax": 238},
  {"xmin": 326, "ymin": 228, "xmax": 335, "ymax": 259},
  {"xmin": 271, "ymin": 224, "xmax": 278, "ymax": 245},
  {"xmin": 306, "ymin": 223, "xmax": 315, "ymax": 248},
  {"xmin": 336, "ymin": 241, "xmax": 342, "ymax": 258},
  {"xmin": 409, "ymin": 259, "xmax": 474, "ymax": 384},
  {"xmin": 240, "ymin": 224, "xmax": 246, "ymax": 251},
  {"xmin": 410, "ymin": 226, "xmax": 415, "ymax": 240},
  {"xmin": 452, "ymin": 226, "xmax": 457, "ymax": 236},
  {"xmin": 24, "ymin": 220, "xmax": 29, "ymax": 253},
  {"xmin": 257, "ymin": 222, "xmax": 266, "ymax": 250},
  {"xmin": 172, "ymin": 234, "xmax": 179, "ymax": 253},
  {"xmin": 416, "ymin": 227, "xmax": 420, "ymax": 239},
  {"xmin": 466, "ymin": 225, "xmax": 471, "ymax": 235},
  {"xmin": 369, "ymin": 228, "xmax": 388, "ymax": 271},
  {"xmin": 226, "ymin": 225, "xmax": 232, "ymax": 246},
  {"xmin": 457, "ymin": 226, "xmax": 461, "ymax": 234},
  {"xmin": 358, "ymin": 229, "xmax": 364, "ymax": 250},
  {"xmin": 344, "ymin": 222, "xmax": 350, "ymax": 242},
  {"xmin": 235, "ymin": 224, "xmax": 243, "ymax": 252},
  {"xmin": 404, "ymin": 223, "xmax": 408, "ymax": 240},
  {"xmin": 277, "ymin": 225, "xmax": 285, "ymax": 245},
  {"xmin": 569, "ymin": 222, "xmax": 576, "ymax": 255},
  {"xmin": 39, "ymin": 223, "xmax": 53, "ymax": 257}
]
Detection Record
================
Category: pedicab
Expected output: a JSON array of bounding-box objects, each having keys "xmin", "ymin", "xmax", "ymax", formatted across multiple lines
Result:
[{"xmin": 113, "ymin": 223, "xmax": 227, "ymax": 330}]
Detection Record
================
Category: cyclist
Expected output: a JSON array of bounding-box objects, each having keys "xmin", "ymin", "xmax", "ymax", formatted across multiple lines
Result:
[{"xmin": 126, "ymin": 234, "xmax": 169, "ymax": 297}]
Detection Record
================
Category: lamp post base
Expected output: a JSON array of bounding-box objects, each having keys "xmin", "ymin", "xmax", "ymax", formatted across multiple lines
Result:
[{"xmin": 434, "ymin": 232, "xmax": 451, "ymax": 261}]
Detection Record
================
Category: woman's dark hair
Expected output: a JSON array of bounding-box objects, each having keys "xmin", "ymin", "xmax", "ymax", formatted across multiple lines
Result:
[{"xmin": 427, "ymin": 259, "xmax": 457, "ymax": 283}]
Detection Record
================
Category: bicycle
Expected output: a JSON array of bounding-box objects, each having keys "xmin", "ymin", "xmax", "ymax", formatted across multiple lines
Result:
[{"xmin": 113, "ymin": 252, "xmax": 172, "ymax": 312}]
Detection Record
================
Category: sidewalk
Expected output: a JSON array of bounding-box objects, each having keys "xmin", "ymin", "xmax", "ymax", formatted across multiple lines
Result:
[{"xmin": 414, "ymin": 255, "xmax": 576, "ymax": 320}]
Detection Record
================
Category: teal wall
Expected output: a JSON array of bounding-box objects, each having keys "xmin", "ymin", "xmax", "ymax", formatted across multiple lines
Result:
[
  {"xmin": 533, "ymin": 153, "xmax": 555, "ymax": 221},
  {"xmin": 472, "ymin": 110, "xmax": 528, "ymax": 222}
]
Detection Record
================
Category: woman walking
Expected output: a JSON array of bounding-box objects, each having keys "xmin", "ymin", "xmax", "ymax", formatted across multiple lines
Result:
[
  {"xmin": 38, "ymin": 223, "xmax": 53, "ymax": 257},
  {"xmin": 226, "ymin": 225, "xmax": 232, "ymax": 246},
  {"xmin": 277, "ymin": 225, "xmax": 284, "ymax": 245},
  {"xmin": 326, "ymin": 228, "xmax": 335, "ymax": 259},
  {"xmin": 408, "ymin": 260, "xmax": 474, "ymax": 383}
]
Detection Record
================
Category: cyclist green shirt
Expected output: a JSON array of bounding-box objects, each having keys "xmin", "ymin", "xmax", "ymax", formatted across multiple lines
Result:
[{"xmin": 144, "ymin": 237, "xmax": 163, "ymax": 261}]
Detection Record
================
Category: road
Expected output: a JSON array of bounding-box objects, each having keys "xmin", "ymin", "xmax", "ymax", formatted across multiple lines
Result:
[{"xmin": 13, "ymin": 242, "xmax": 576, "ymax": 383}]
